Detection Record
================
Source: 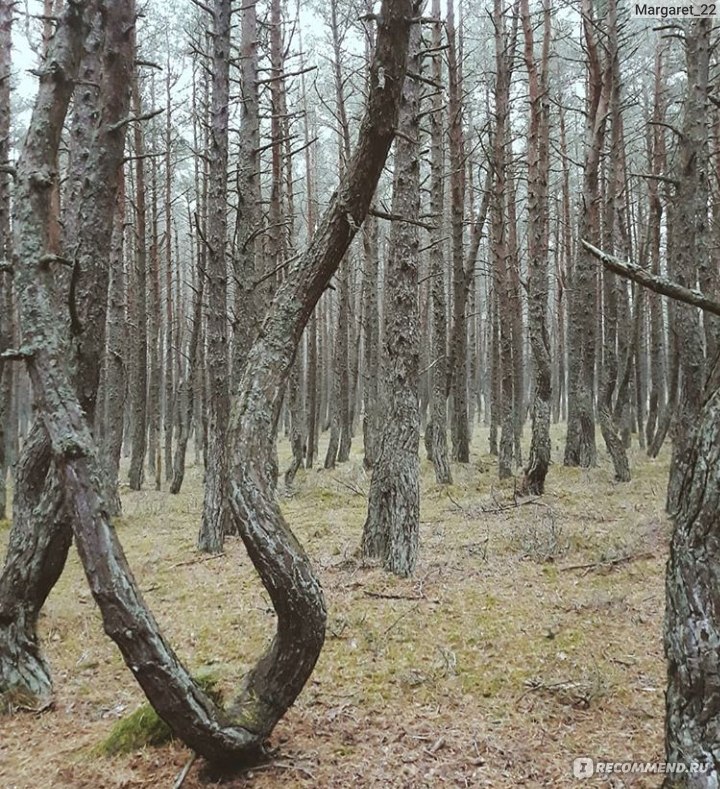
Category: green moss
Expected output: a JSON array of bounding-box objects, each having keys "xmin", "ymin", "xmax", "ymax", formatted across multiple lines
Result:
[
  {"xmin": 0, "ymin": 519, "xmax": 10, "ymax": 531},
  {"xmin": 96, "ymin": 704, "xmax": 172, "ymax": 756},
  {"xmin": 95, "ymin": 672, "xmax": 221, "ymax": 756}
]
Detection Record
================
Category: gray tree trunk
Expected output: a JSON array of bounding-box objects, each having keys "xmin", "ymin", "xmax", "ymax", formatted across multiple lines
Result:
[
  {"xmin": 666, "ymin": 19, "xmax": 710, "ymax": 516},
  {"xmin": 362, "ymin": 20, "xmax": 421, "ymax": 578},
  {"xmin": 198, "ymin": 0, "xmax": 232, "ymax": 554},
  {"xmin": 520, "ymin": 0, "xmax": 552, "ymax": 495},
  {"xmin": 564, "ymin": 0, "xmax": 610, "ymax": 469},
  {"xmin": 0, "ymin": 0, "xmax": 133, "ymax": 711},
  {"xmin": 426, "ymin": 0, "xmax": 451, "ymax": 485},
  {"xmin": 0, "ymin": 0, "xmax": 12, "ymax": 520}
]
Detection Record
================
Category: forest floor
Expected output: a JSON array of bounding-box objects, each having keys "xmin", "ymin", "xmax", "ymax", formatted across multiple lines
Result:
[{"xmin": 0, "ymin": 426, "xmax": 670, "ymax": 788}]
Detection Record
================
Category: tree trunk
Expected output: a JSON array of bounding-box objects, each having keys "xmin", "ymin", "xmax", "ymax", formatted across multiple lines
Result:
[
  {"xmin": 362, "ymin": 20, "xmax": 421, "ymax": 578},
  {"xmin": 0, "ymin": 0, "xmax": 133, "ymax": 711},
  {"xmin": 563, "ymin": 0, "xmax": 610, "ymax": 469},
  {"xmin": 666, "ymin": 19, "xmax": 711, "ymax": 516},
  {"xmin": 0, "ymin": 0, "xmax": 12, "ymax": 520},
  {"xmin": 520, "ymin": 0, "xmax": 552, "ymax": 495},
  {"xmin": 102, "ymin": 175, "xmax": 127, "ymax": 515},
  {"xmin": 664, "ymin": 386, "xmax": 720, "ymax": 785},
  {"xmin": 198, "ymin": 0, "xmax": 231, "ymax": 554},
  {"xmin": 127, "ymin": 76, "xmax": 149, "ymax": 491},
  {"xmin": 232, "ymin": 0, "xmax": 261, "ymax": 387},
  {"xmin": 426, "ymin": 0, "xmax": 451, "ymax": 485}
]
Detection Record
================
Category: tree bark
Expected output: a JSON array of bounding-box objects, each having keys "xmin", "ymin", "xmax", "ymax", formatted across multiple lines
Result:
[
  {"xmin": 198, "ymin": 0, "xmax": 232, "ymax": 554},
  {"xmin": 127, "ymin": 75, "xmax": 149, "ymax": 491},
  {"xmin": 563, "ymin": 0, "xmax": 610, "ymax": 469},
  {"xmin": 0, "ymin": 0, "xmax": 133, "ymax": 710},
  {"xmin": 0, "ymin": 0, "xmax": 12, "ymax": 520},
  {"xmin": 665, "ymin": 19, "xmax": 711, "ymax": 516},
  {"xmin": 361, "ymin": 18, "xmax": 421, "ymax": 578},
  {"xmin": 520, "ymin": 0, "xmax": 552, "ymax": 495},
  {"xmin": 426, "ymin": 0, "xmax": 452, "ymax": 485},
  {"xmin": 7, "ymin": 0, "xmax": 414, "ymax": 761}
]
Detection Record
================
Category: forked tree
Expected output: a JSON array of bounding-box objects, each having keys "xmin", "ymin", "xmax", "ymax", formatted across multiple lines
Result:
[{"xmin": 3, "ymin": 0, "xmax": 415, "ymax": 765}]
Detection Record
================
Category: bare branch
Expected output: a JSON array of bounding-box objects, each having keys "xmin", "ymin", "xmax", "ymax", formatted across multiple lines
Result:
[
  {"xmin": 581, "ymin": 240, "xmax": 720, "ymax": 317},
  {"xmin": 108, "ymin": 107, "xmax": 164, "ymax": 132}
]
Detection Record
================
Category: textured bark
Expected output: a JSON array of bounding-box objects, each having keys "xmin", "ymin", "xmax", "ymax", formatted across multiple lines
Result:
[
  {"xmin": 232, "ymin": 0, "xmax": 261, "ymax": 387},
  {"xmin": 127, "ymin": 76, "xmax": 149, "ymax": 491},
  {"xmin": 664, "ymin": 388, "xmax": 720, "ymax": 786},
  {"xmin": 0, "ymin": 0, "xmax": 133, "ymax": 710},
  {"xmin": 8, "ymin": 0, "xmax": 413, "ymax": 762},
  {"xmin": 147, "ymin": 132, "xmax": 162, "ymax": 488},
  {"xmin": 300, "ymin": 45, "xmax": 319, "ymax": 469},
  {"xmin": 425, "ymin": 0, "xmax": 451, "ymax": 485},
  {"xmin": 324, "ymin": 0, "xmax": 354, "ymax": 469},
  {"xmin": 163, "ymin": 68, "xmax": 175, "ymax": 483},
  {"xmin": 645, "ymin": 46, "xmax": 667, "ymax": 451},
  {"xmin": 284, "ymin": 354, "xmax": 306, "ymax": 487},
  {"xmin": 362, "ymin": 215, "xmax": 381, "ymax": 469},
  {"xmin": 597, "ymin": 0, "xmax": 630, "ymax": 483},
  {"xmin": 563, "ymin": 0, "xmax": 610, "ymax": 469},
  {"xmin": 520, "ymin": 0, "xmax": 552, "ymax": 495},
  {"xmin": 362, "ymin": 20, "xmax": 421, "ymax": 578},
  {"xmin": 666, "ymin": 20, "xmax": 711, "ymax": 517},
  {"xmin": 102, "ymin": 177, "xmax": 127, "ymax": 515},
  {"xmin": 0, "ymin": 0, "xmax": 11, "ymax": 519},
  {"xmin": 170, "ymin": 252, "xmax": 204, "ymax": 495},
  {"xmin": 491, "ymin": 0, "xmax": 518, "ymax": 480},
  {"xmin": 198, "ymin": 0, "xmax": 232, "ymax": 554},
  {"xmin": 446, "ymin": 0, "xmax": 469, "ymax": 463}
]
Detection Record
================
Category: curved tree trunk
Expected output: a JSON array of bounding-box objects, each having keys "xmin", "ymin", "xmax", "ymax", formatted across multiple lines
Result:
[
  {"xmin": 6, "ymin": 0, "xmax": 414, "ymax": 762},
  {"xmin": 0, "ymin": 0, "xmax": 133, "ymax": 709}
]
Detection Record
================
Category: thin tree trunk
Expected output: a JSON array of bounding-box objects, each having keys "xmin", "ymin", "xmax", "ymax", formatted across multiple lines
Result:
[
  {"xmin": 128, "ymin": 75, "xmax": 149, "ymax": 491},
  {"xmin": 198, "ymin": 0, "xmax": 231, "ymax": 554},
  {"xmin": 362, "ymin": 19, "xmax": 421, "ymax": 578},
  {"xmin": 520, "ymin": 0, "xmax": 552, "ymax": 495},
  {"xmin": 447, "ymin": 0, "xmax": 469, "ymax": 463},
  {"xmin": 564, "ymin": 0, "xmax": 610, "ymax": 469},
  {"xmin": 0, "ymin": 0, "xmax": 12, "ymax": 520},
  {"xmin": 426, "ymin": 0, "xmax": 451, "ymax": 485}
]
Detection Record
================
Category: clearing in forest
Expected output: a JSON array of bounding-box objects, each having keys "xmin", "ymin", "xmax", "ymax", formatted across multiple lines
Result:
[{"xmin": 0, "ymin": 428, "xmax": 668, "ymax": 788}]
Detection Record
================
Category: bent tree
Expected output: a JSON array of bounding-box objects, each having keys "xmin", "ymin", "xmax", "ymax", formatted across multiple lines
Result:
[
  {"xmin": 583, "ymin": 240, "xmax": 720, "ymax": 787},
  {"xmin": 4, "ymin": 0, "xmax": 416, "ymax": 765},
  {"xmin": 0, "ymin": 0, "xmax": 134, "ymax": 708}
]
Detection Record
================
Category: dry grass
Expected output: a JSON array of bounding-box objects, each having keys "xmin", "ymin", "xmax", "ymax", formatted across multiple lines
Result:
[{"xmin": 0, "ymin": 426, "xmax": 670, "ymax": 787}]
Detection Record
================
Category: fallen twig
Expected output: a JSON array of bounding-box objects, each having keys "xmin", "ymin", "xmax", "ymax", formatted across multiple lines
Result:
[
  {"xmin": 364, "ymin": 590, "xmax": 439, "ymax": 603},
  {"xmin": 560, "ymin": 551, "xmax": 655, "ymax": 573},
  {"xmin": 172, "ymin": 553, "xmax": 225, "ymax": 569},
  {"xmin": 172, "ymin": 752, "xmax": 196, "ymax": 789}
]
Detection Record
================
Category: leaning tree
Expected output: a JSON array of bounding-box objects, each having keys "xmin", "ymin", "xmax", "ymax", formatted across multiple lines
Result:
[
  {"xmin": 584, "ymin": 238, "xmax": 720, "ymax": 787},
  {"xmin": 2, "ymin": 0, "xmax": 416, "ymax": 766}
]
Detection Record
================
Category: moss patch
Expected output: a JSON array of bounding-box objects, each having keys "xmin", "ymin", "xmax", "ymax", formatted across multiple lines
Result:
[{"xmin": 95, "ymin": 672, "xmax": 222, "ymax": 756}]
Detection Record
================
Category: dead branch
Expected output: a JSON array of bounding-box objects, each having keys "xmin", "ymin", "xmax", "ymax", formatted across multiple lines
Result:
[
  {"xmin": 560, "ymin": 551, "xmax": 655, "ymax": 573},
  {"xmin": 581, "ymin": 239, "xmax": 720, "ymax": 317}
]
